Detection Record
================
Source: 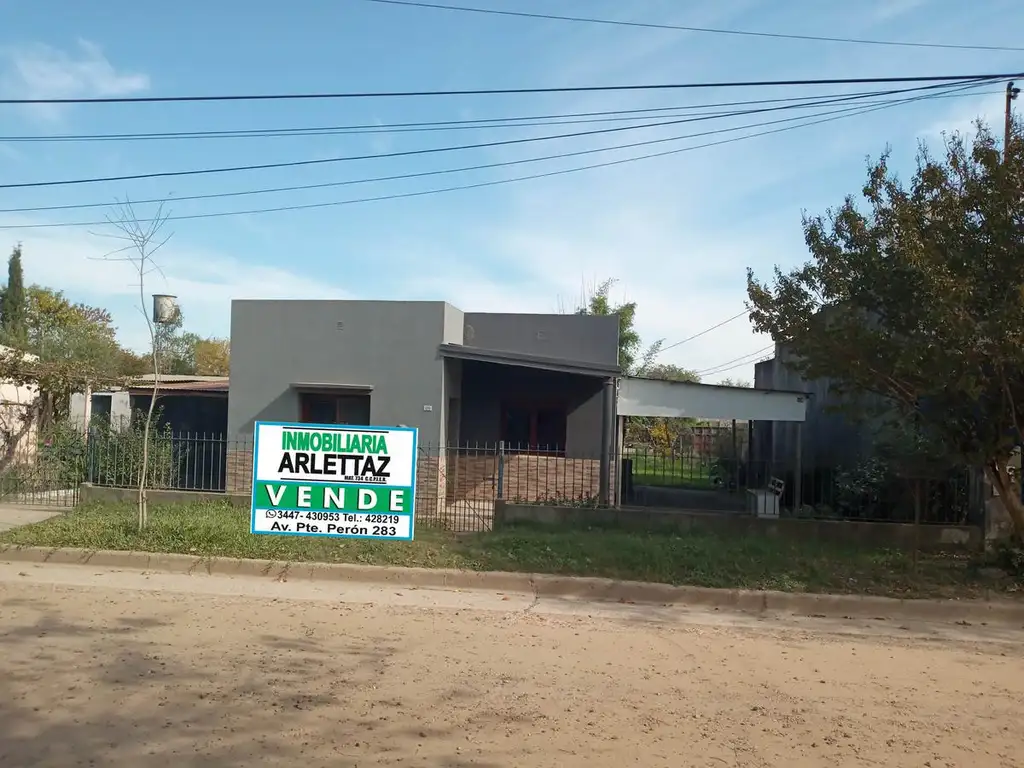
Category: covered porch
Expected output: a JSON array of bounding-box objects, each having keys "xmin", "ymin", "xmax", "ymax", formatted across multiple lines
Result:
[
  {"xmin": 617, "ymin": 377, "xmax": 809, "ymax": 512},
  {"xmin": 437, "ymin": 344, "xmax": 619, "ymax": 507}
]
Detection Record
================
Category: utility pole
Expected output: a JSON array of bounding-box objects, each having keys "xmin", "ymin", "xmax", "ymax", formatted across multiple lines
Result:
[{"xmin": 1006, "ymin": 81, "xmax": 1020, "ymax": 161}]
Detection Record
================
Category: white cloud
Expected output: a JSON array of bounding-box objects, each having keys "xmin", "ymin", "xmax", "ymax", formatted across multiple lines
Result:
[
  {"xmin": 0, "ymin": 222, "xmax": 352, "ymax": 351},
  {"xmin": 0, "ymin": 39, "xmax": 149, "ymax": 122}
]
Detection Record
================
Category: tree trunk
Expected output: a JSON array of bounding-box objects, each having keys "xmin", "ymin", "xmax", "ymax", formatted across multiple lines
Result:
[{"xmin": 984, "ymin": 462, "xmax": 1024, "ymax": 543}]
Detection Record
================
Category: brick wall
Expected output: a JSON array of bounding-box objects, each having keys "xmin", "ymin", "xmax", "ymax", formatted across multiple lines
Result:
[
  {"xmin": 225, "ymin": 446, "xmax": 254, "ymax": 493},
  {"xmin": 446, "ymin": 454, "xmax": 616, "ymax": 504}
]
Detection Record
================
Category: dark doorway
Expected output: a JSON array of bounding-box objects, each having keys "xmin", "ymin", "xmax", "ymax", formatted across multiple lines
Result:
[{"xmin": 501, "ymin": 403, "xmax": 567, "ymax": 452}]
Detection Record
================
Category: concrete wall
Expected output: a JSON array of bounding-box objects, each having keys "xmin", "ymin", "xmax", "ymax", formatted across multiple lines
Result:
[
  {"xmin": 494, "ymin": 501, "xmax": 983, "ymax": 553},
  {"xmin": 80, "ymin": 483, "xmax": 250, "ymax": 509},
  {"xmin": 463, "ymin": 312, "xmax": 619, "ymax": 366},
  {"xmin": 228, "ymin": 300, "xmax": 454, "ymax": 444}
]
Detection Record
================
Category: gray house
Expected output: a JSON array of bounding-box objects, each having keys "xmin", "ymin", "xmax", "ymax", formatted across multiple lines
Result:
[{"xmin": 226, "ymin": 300, "xmax": 621, "ymax": 510}]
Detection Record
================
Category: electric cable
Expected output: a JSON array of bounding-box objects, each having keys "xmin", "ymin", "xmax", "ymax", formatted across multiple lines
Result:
[
  {"xmin": 0, "ymin": 73, "xmax": 1018, "ymax": 104},
  {"xmin": 658, "ymin": 311, "xmax": 751, "ymax": 355},
  {"xmin": 359, "ymin": 0, "xmax": 1024, "ymax": 53},
  {"xmin": 0, "ymin": 78, "xmax": 997, "ymax": 191},
  {"xmin": 697, "ymin": 346, "xmax": 776, "ymax": 377},
  {"xmin": 0, "ymin": 86, "xmax": 999, "ymax": 143},
  {"xmin": 0, "ymin": 82, "xmax": 991, "ymax": 229}
]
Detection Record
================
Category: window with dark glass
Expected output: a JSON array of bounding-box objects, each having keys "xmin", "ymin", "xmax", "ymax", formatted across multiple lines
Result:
[{"xmin": 299, "ymin": 393, "xmax": 371, "ymax": 425}]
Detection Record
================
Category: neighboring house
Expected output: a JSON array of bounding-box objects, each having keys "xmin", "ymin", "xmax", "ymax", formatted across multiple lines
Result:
[
  {"xmin": 753, "ymin": 344, "xmax": 887, "ymax": 474},
  {"xmin": 226, "ymin": 300, "xmax": 622, "ymax": 509},
  {"xmin": 0, "ymin": 345, "xmax": 41, "ymax": 464},
  {"xmin": 71, "ymin": 374, "xmax": 229, "ymax": 435}
]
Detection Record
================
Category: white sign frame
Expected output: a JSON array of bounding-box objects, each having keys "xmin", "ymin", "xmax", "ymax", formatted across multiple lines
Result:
[{"xmin": 250, "ymin": 421, "xmax": 418, "ymax": 541}]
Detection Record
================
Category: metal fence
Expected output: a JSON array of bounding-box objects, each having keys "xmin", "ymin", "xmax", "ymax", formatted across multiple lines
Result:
[{"xmin": 79, "ymin": 431, "xmax": 983, "ymax": 532}]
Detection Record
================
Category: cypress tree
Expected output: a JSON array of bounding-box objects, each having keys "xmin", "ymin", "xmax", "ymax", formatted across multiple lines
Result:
[{"xmin": 1, "ymin": 245, "xmax": 27, "ymax": 347}]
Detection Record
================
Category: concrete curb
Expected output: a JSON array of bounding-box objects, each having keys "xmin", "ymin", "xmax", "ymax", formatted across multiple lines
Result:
[{"xmin": 2, "ymin": 544, "xmax": 1022, "ymax": 626}]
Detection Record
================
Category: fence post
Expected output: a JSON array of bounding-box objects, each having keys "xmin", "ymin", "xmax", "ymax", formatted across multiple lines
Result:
[
  {"xmin": 85, "ymin": 427, "xmax": 96, "ymax": 484},
  {"xmin": 496, "ymin": 441, "xmax": 505, "ymax": 500}
]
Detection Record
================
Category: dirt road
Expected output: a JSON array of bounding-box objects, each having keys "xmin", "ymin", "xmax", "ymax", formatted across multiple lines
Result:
[{"xmin": 0, "ymin": 562, "xmax": 1021, "ymax": 767}]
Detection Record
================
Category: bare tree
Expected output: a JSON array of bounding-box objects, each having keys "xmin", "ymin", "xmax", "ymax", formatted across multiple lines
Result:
[{"xmin": 93, "ymin": 200, "xmax": 173, "ymax": 531}]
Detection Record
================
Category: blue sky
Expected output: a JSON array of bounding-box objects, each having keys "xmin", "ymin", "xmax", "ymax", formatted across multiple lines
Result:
[{"xmin": 0, "ymin": 0, "xmax": 1021, "ymax": 382}]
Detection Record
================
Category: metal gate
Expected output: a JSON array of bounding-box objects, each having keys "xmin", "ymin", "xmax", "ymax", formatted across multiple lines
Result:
[{"xmin": 0, "ymin": 423, "xmax": 83, "ymax": 508}]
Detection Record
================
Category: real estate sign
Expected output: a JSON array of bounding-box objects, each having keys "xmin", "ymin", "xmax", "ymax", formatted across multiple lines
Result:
[{"xmin": 250, "ymin": 422, "xmax": 418, "ymax": 541}]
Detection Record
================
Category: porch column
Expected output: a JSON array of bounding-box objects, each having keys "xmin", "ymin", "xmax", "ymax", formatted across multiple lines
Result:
[{"xmin": 599, "ymin": 377, "xmax": 616, "ymax": 506}]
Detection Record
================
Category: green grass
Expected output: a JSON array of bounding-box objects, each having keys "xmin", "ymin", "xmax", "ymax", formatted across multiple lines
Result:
[
  {"xmin": 630, "ymin": 454, "xmax": 715, "ymax": 489},
  {"xmin": 1, "ymin": 501, "xmax": 1017, "ymax": 600}
]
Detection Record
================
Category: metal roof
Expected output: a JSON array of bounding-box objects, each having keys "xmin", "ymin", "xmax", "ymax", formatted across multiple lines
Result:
[{"xmin": 438, "ymin": 343, "xmax": 619, "ymax": 378}]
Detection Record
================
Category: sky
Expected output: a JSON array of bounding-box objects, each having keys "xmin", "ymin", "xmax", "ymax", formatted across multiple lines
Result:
[{"xmin": 0, "ymin": 0, "xmax": 1020, "ymax": 383}]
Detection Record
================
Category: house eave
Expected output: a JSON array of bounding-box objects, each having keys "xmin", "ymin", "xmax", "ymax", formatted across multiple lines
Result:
[{"xmin": 438, "ymin": 343, "xmax": 620, "ymax": 378}]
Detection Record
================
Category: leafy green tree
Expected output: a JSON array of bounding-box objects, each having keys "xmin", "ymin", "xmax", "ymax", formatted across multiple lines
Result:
[
  {"xmin": 194, "ymin": 337, "xmax": 230, "ymax": 375},
  {"xmin": 0, "ymin": 245, "xmax": 27, "ymax": 347},
  {"xmin": 719, "ymin": 378, "xmax": 752, "ymax": 388},
  {"xmin": 746, "ymin": 120, "xmax": 1024, "ymax": 539},
  {"xmin": 575, "ymin": 278, "xmax": 660, "ymax": 373},
  {"xmin": 153, "ymin": 309, "xmax": 201, "ymax": 375}
]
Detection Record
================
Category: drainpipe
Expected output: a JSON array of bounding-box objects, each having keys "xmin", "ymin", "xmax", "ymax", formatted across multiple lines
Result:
[{"xmin": 599, "ymin": 377, "xmax": 616, "ymax": 506}]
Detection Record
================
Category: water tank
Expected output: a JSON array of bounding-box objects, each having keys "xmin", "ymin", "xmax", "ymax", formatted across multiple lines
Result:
[{"xmin": 152, "ymin": 294, "xmax": 179, "ymax": 324}]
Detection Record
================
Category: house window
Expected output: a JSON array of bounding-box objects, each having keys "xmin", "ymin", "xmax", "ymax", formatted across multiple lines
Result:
[
  {"xmin": 501, "ymin": 404, "xmax": 567, "ymax": 452},
  {"xmin": 299, "ymin": 393, "xmax": 371, "ymax": 426}
]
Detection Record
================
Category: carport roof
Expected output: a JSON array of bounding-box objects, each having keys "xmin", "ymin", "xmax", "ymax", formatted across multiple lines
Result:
[{"xmin": 438, "ymin": 343, "xmax": 620, "ymax": 378}]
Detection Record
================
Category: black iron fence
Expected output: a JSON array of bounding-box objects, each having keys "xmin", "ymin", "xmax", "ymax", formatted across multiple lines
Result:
[{"xmin": 79, "ymin": 431, "xmax": 984, "ymax": 530}]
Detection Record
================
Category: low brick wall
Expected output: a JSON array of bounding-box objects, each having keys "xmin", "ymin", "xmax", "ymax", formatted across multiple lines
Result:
[
  {"xmin": 494, "ymin": 501, "xmax": 983, "ymax": 553},
  {"xmin": 447, "ymin": 454, "xmax": 615, "ymax": 504},
  {"xmin": 79, "ymin": 483, "xmax": 249, "ymax": 509}
]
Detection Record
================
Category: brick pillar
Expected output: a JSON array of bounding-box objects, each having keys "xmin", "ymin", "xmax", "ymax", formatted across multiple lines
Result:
[{"xmin": 225, "ymin": 445, "xmax": 254, "ymax": 494}]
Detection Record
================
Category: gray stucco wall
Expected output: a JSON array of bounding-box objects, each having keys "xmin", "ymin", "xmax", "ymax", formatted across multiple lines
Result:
[
  {"xmin": 227, "ymin": 300, "xmax": 450, "ymax": 443},
  {"xmin": 463, "ymin": 313, "xmax": 619, "ymax": 366}
]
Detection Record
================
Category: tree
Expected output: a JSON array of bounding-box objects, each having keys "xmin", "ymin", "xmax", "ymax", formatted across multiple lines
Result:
[
  {"xmin": 194, "ymin": 337, "xmax": 230, "ymax": 375},
  {"xmin": 1, "ymin": 245, "xmax": 27, "ymax": 347},
  {"xmin": 645, "ymin": 363, "xmax": 700, "ymax": 383},
  {"xmin": 18, "ymin": 286, "xmax": 123, "ymax": 423},
  {"xmin": 102, "ymin": 200, "xmax": 174, "ymax": 532},
  {"xmin": 627, "ymin": 362, "xmax": 702, "ymax": 455},
  {"xmin": 746, "ymin": 119, "xmax": 1024, "ymax": 539},
  {"xmin": 575, "ymin": 278, "xmax": 660, "ymax": 373},
  {"xmin": 152, "ymin": 309, "xmax": 200, "ymax": 375},
  {"xmin": 719, "ymin": 378, "xmax": 752, "ymax": 388}
]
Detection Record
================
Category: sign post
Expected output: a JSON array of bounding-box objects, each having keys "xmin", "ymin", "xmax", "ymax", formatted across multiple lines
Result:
[{"xmin": 250, "ymin": 421, "xmax": 418, "ymax": 540}]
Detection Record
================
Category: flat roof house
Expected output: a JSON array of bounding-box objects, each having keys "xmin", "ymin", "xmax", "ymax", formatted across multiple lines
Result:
[{"xmin": 226, "ymin": 300, "xmax": 621, "ymax": 517}]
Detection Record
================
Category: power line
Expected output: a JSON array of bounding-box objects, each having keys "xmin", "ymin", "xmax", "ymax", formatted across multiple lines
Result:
[
  {"xmin": 1, "ymin": 87, "xmax": 997, "ymax": 144},
  {"xmin": 0, "ymin": 83, "xmax": 988, "ymax": 212},
  {"xmin": 697, "ymin": 345, "xmax": 776, "ymax": 376},
  {"xmin": 0, "ymin": 85, "xmax": 990, "ymax": 230},
  {"xmin": 0, "ymin": 72, "xmax": 1018, "ymax": 105},
  {"xmin": 658, "ymin": 311, "xmax": 750, "ymax": 355},
  {"xmin": 0, "ymin": 79, "xmax": 997, "ymax": 191},
  {"xmin": 360, "ymin": 0, "xmax": 1024, "ymax": 53}
]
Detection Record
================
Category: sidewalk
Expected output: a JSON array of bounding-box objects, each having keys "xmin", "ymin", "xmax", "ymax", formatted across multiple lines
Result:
[{"xmin": 0, "ymin": 504, "xmax": 64, "ymax": 533}]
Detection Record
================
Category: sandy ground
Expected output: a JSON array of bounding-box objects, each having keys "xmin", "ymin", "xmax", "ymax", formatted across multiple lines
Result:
[{"xmin": 0, "ymin": 563, "xmax": 1022, "ymax": 767}]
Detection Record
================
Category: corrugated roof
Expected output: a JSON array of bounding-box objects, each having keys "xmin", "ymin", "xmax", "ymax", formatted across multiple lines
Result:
[
  {"xmin": 131, "ymin": 374, "xmax": 228, "ymax": 383},
  {"xmin": 128, "ymin": 377, "xmax": 229, "ymax": 394}
]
